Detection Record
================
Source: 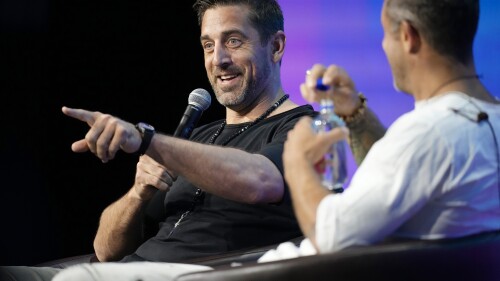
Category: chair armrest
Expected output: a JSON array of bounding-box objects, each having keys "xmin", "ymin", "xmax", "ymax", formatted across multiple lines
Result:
[
  {"xmin": 175, "ymin": 231, "xmax": 500, "ymax": 281},
  {"xmin": 185, "ymin": 236, "xmax": 304, "ymax": 267}
]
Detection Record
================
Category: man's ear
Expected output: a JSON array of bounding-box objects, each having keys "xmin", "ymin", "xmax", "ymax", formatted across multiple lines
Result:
[
  {"xmin": 271, "ymin": 30, "xmax": 286, "ymax": 63},
  {"xmin": 400, "ymin": 20, "xmax": 421, "ymax": 54}
]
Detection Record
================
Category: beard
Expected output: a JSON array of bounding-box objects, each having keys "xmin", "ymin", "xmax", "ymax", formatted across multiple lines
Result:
[
  {"xmin": 210, "ymin": 60, "xmax": 272, "ymax": 111},
  {"xmin": 212, "ymin": 79, "xmax": 250, "ymax": 108}
]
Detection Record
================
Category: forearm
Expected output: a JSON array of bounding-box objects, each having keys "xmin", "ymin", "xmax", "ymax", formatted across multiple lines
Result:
[
  {"xmin": 147, "ymin": 135, "xmax": 283, "ymax": 203},
  {"xmin": 346, "ymin": 107, "xmax": 386, "ymax": 165},
  {"xmin": 285, "ymin": 156, "xmax": 330, "ymax": 248},
  {"xmin": 93, "ymin": 188, "xmax": 148, "ymax": 261}
]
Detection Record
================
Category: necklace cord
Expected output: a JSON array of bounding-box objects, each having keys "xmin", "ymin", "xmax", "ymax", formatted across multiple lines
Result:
[
  {"xmin": 429, "ymin": 74, "xmax": 481, "ymax": 98},
  {"xmin": 449, "ymin": 93, "xmax": 500, "ymax": 228},
  {"xmin": 208, "ymin": 94, "xmax": 290, "ymax": 145}
]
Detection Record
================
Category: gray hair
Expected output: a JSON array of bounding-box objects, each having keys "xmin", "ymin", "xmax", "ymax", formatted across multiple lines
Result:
[{"xmin": 385, "ymin": 0, "xmax": 479, "ymax": 64}]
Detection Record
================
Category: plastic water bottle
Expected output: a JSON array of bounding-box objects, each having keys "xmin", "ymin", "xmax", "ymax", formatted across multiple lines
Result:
[{"xmin": 312, "ymin": 99, "xmax": 348, "ymax": 193}]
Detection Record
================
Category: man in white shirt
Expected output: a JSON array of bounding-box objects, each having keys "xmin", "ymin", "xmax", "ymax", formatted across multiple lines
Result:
[{"xmin": 277, "ymin": 0, "xmax": 500, "ymax": 259}]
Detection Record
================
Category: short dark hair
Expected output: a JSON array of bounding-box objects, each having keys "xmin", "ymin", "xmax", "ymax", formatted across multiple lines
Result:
[
  {"xmin": 385, "ymin": 0, "xmax": 479, "ymax": 64},
  {"xmin": 193, "ymin": 0, "xmax": 284, "ymax": 45}
]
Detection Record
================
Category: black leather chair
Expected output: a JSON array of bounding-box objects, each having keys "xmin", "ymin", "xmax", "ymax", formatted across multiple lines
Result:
[
  {"xmin": 35, "ymin": 231, "xmax": 500, "ymax": 280},
  {"xmin": 174, "ymin": 230, "xmax": 500, "ymax": 281}
]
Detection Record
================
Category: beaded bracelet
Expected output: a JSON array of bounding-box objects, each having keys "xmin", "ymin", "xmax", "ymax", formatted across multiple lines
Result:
[{"xmin": 338, "ymin": 92, "xmax": 367, "ymax": 125}]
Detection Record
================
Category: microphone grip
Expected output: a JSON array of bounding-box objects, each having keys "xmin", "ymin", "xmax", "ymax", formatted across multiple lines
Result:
[{"xmin": 173, "ymin": 105, "xmax": 203, "ymax": 139}]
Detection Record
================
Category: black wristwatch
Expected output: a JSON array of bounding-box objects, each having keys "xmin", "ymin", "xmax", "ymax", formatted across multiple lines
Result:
[{"xmin": 135, "ymin": 122, "xmax": 155, "ymax": 155}]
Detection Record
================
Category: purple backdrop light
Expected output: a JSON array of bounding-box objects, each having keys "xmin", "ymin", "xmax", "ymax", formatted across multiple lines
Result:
[{"xmin": 279, "ymin": 0, "xmax": 500, "ymax": 185}]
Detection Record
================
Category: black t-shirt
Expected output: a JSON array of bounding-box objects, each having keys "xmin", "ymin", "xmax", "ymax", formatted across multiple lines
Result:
[{"xmin": 125, "ymin": 105, "xmax": 315, "ymax": 262}]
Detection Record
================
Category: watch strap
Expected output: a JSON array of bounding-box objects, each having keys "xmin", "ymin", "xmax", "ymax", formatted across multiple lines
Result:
[{"xmin": 135, "ymin": 123, "xmax": 155, "ymax": 155}]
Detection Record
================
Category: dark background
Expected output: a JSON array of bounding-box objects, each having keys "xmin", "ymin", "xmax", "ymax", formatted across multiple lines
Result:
[{"xmin": 1, "ymin": 0, "xmax": 224, "ymax": 265}]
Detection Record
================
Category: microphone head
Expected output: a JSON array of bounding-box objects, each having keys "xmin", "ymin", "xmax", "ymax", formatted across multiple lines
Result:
[{"xmin": 189, "ymin": 88, "xmax": 211, "ymax": 111}]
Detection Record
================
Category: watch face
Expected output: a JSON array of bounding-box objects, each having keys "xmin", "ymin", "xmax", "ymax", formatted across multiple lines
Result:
[{"xmin": 137, "ymin": 122, "xmax": 155, "ymax": 131}]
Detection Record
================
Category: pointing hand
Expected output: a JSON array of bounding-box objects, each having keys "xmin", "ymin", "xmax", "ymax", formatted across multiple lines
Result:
[{"xmin": 62, "ymin": 106, "xmax": 142, "ymax": 162}]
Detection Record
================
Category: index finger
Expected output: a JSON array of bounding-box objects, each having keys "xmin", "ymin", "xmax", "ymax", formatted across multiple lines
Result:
[
  {"xmin": 321, "ymin": 65, "xmax": 355, "ymax": 90},
  {"xmin": 62, "ymin": 106, "xmax": 97, "ymax": 126},
  {"xmin": 305, "ymin": 64, "xmax": 327, "ymax": 89}
]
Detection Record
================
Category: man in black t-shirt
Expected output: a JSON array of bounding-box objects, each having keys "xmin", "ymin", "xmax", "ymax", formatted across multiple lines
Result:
[
  {"xmin": 0, "ymin": 1, "xmax": 316, "ymax": 280},
  {"xmin": 129, "ymin": 104, "xmax": 314, "ymax": 262},
  {"xmin": 65, "ymin": 0, "xmax": 314, "ymax": 264}
]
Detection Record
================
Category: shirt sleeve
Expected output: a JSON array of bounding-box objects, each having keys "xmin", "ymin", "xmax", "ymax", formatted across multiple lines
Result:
[
  {"xmin": 258, "ymin": 106, "xmax": 316, "ymax": 204},
  {"xmin": 315, "ymin": 116, "xmax": 452, "ymax": 252}
]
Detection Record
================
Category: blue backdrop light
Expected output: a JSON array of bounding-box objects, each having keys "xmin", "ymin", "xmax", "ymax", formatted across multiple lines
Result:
[{"xmin": 279, "ymin": 0, "xmax": 500, "ymax": 183}]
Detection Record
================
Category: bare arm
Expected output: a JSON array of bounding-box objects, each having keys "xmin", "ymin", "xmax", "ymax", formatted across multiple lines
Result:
[
  {"xmin": 93, "ymin": 188, "xmax": 146, "ymax": 261},
  {"xmin": 94, "ymin": 155, "xmax": 174, "ymax": 261},
  {"xmin": 147, "ymin": 135, "xmax": 284, "ymax": 204},
  {"xmin": 61, "ymin": 106, "xmax": 284, "ymax": 205},
  {"xmin": 346, "ymin": 107, "xmax": 387, "ymax": 165}
]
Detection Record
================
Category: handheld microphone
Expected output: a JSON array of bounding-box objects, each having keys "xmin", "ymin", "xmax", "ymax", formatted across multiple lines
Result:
[{"xmin": 173, "ymin": 88, "xmax": 212, "ymax": 139}]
